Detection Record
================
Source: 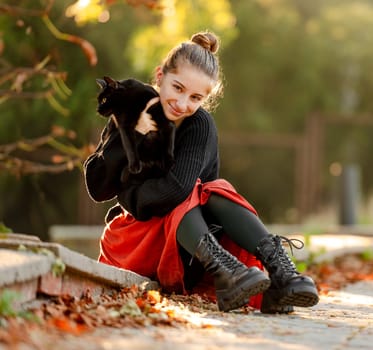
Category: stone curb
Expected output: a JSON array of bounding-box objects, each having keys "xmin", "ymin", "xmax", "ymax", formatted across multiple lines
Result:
[
  {"xmin": 0, "ymin": 249, "xmax": 54, "ymax": 286},
  {"xmin": 0, "ymin": 234, "xmax": 159, "ymax": 308},
  {"xmin": 1, "ymin": 232, "xmax": 372, "ymax": 310}
]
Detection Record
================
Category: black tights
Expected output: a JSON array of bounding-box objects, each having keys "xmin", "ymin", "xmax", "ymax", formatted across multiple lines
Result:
[{"xmin": 176, "ymin": 194, "xmax": 270, "ymax": 256}]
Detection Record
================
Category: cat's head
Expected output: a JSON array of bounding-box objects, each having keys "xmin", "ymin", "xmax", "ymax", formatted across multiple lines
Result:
[{"xmin": 96, "ymin": 76, "xmax": 158, "ymax": 118}]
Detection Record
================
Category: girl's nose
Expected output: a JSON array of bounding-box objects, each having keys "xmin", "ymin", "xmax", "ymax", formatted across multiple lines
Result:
[{"xmin": 176, "ymin": 96, "xmax": 188, "ymax": 111}]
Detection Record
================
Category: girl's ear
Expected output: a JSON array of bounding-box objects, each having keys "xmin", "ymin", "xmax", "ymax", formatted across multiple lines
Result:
[{"xmin": 155, "ymin": 66, "xmax": 163, "ymax": 86}]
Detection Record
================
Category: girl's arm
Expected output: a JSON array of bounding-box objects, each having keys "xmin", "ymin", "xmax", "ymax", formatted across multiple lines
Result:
[{"xmin": 117, "ymin": 111, "xmax": 218, "ymax": 220}]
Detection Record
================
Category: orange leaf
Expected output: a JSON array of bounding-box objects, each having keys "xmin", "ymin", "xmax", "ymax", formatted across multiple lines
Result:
[
  {"xmin": 136, "ymin": 298, "xmax": 146, "ymax": 309},
  {"xmin": 146, "ymin": 290, "xmax": 161, "ymax": 304},
  {"xmin": 49, "ymin": 317, "xmax": 89, "ymax": 335}
]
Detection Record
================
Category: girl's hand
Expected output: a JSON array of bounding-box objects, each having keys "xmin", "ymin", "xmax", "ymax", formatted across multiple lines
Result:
[{"xmin": 135, "ymin": 97, "xmax": 160, "ymax": 135}]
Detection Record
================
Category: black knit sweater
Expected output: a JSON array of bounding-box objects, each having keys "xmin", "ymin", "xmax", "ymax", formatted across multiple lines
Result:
[{"xmin": 84, "ymin": 107, "xmax": 219, "ymax": 221}]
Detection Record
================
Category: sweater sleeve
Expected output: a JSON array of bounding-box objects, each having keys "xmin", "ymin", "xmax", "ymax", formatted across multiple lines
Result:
[{"xmin": 117, "ymin": 110, "xmax": 218, "ymax": 221}]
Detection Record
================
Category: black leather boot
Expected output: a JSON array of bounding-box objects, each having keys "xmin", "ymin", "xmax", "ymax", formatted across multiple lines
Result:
[
  {"xmin": 255, "ymin": 235, "xmax": 319, "ymax": 312},
  {"xmin": 194, "ymin": 230, "xmax": 271, "ymax": 312},
  {"xmin": 260, "ymin": 290, "xmax": 294, "ymax": 314}
]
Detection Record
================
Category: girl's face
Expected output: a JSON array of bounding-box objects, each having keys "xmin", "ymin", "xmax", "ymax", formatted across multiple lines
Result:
[{"xmin": 156, "ymin": 63, "xmax": 215, "ymax": 127}]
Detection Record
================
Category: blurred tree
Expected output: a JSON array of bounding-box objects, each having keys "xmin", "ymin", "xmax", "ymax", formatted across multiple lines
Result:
[
  {"xmin": 2, "ymin": 0, "xmax": 373, "ymax": 235},
  {"xmin": 0, "ymin": 0, "xmax": 237, "ymax": 237},
  {"xmin": 0, "ymin": 0, "xmax": 162, "ymax": 237},
  {"xmin": 217, "ymin": 0, "xmax": 373, "ymax": 222},
  {"xmin": 125, "ymin": 0, "xmax": 237, "ymax": 75}
]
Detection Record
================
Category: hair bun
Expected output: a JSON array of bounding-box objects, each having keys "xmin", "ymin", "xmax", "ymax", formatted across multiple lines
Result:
[{"xmin": 191, "ymin": 32, "xmax": 219, "ymax": 54}]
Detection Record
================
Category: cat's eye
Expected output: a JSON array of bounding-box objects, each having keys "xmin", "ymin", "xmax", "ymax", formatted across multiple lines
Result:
[{"xmin": 101, "ymin": 97, "xmax": 107, "ymax": 103}]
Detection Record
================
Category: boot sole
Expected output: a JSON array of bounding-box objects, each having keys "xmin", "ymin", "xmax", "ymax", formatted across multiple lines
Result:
[
  {"xmin": 276, "ymin": 282, "xmax": 319, "ymax": 307},
  {"xmin": 279, "ymin": 290, "xmax": 319, "ymax": 307},
  {"xmin": 260, "ymin": 290, "xmax": 294, "ymax": 314},
  {"xmin": 217, "ymin": 268, "xmax": 271, "ymax": 312},
  {"xmin": 261, "ymin": 303, "xmax": 294, "ymax": 314}
]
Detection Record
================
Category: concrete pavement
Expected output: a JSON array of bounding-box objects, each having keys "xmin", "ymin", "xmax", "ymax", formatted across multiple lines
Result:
[
  {"xmin": 1, "ymin": 230, "xmax": 372, "ymax": 305},
  {"xmin": 1, "ymin": 280, "xmax": 371, "ymax": 350},
  {"xmin": 86, "ymin": 280, "xmax": 373, "ymax": 350},
  {"xmin": 0, "ymin": 231, "xmax": 373, "ymax": 349}
]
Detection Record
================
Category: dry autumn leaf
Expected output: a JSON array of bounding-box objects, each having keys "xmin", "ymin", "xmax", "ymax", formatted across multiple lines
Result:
[{"xmin": 1, "ymin": 252, "xmax": 372, "ymax": 348}]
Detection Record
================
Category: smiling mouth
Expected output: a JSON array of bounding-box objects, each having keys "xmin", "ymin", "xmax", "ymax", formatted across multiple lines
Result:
[{"xmin": 169, "ymin": 104, "xmax": 185, "ymax": 116}]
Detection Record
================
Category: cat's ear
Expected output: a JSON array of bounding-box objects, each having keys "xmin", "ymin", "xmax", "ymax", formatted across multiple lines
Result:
[
  {"xmin": 104, "ymin": 76, "xmax": 118, "ymax": 89},
  {"xmin": 96, "ymin": 78, "xmax": 106, "ymax": 89}
]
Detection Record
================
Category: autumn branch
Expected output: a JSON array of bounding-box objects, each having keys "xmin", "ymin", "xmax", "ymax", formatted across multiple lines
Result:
[
  {"xmin": 0, "ymin": 0, "xmax": 54, "ymax": 17},
  {"xmin": 0, "ymin": 130, "xmax": 93, "ymax": 176},
  {"xmin": 0, "ymin": 155, "xmax": 81, "ymax": 176}
]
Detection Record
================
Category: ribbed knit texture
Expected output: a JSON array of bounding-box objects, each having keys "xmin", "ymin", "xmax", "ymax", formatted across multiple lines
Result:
[
  {"xmin": 84, "ymin": 108, "xmax": 219, "ymax": 221},
  {"xmin": 117, "ymin": 108, "xmax": 219, "ymax": 220}
]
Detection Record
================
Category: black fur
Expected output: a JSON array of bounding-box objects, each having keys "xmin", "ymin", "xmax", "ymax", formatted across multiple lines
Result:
[{"xmin": 96, "ymin": 76, "xmax": 176, "ymax": 182}]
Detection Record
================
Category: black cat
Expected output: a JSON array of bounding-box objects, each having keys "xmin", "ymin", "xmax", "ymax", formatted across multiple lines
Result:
[{"xmin": 96, "ymin": 76, "xmax": 176, "ymax": 181}]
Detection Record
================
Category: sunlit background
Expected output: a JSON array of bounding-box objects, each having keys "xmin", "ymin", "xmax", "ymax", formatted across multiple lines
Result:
[{"xmin": 1, "ymin": 0, "xmax": 373, "ymax": 242}]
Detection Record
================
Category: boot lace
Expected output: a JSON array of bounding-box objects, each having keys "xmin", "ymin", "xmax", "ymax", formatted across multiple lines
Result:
[
  {"xmin": 192, "ymin": 225, "xmax": 243, "ymax": 271},
  {"xmin": 278, "ymin": 235, "xmax": 304, "ymax": 255},
  {"xmin": 274, "ymin": 235, "xmax": 304, "ymax": 275}
]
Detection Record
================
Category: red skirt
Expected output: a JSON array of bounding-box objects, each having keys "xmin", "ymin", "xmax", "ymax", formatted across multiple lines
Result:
[{"xmin": 99, "ymin": 179, "xmax": 264, "ymax": 309}]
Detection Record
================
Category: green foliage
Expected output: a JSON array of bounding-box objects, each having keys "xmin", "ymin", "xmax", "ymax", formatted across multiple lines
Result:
[
  {"xmin": 293, "ymin": 240, "xmax": 327, "ymax": 273},
  {"xmin": 0, "ymin": 290, "xmax": 18, "ymax": 317},
  {"xmin": 0, "ymin": 1, "xmax": 138, "ymax": 235},
  {"xmin": 125, "ymin": 0, "xmax": 238, "ymax": 76},
  {"xmin": 2, "ymin": 0, "xmax": 373, "ymax": 235},
  {"xmin": 51, "ymin": 257, "xmax": 66, "ymax": 277},
  {"xmin": 0, "ymin": 289, "xmax": 37, "ymax": 322},
  {"xmin": 295, "ymin": 261, "xmax": 308, "ymax": 273},
  {"xmin": 360, "ymin": 249, "xmax": 373, "ymax": 261},
  {"xmin": 17, "ymin": 245, "xmax": 66, "ymax": 277},
  {"xmin": 217, "ymin": 0, "xmax": 373, "ymax": 222},
  {"xmin": 0, "ymin": 222, "xmax": 12, "ymax": 234}
]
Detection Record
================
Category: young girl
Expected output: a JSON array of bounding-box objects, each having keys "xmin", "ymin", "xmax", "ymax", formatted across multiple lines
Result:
[{"xmin": 84, "ymin": 31, "xmax": 319, "ymax": 313}]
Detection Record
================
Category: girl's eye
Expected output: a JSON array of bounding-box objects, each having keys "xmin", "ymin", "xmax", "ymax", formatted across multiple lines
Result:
[
  {"xmin": 191, "ymin": 95, "xmax": 202, "ymax": 102},
  {"xmin": 173, "ymin": 84, "xmax": 182, "ymax": 92}
]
